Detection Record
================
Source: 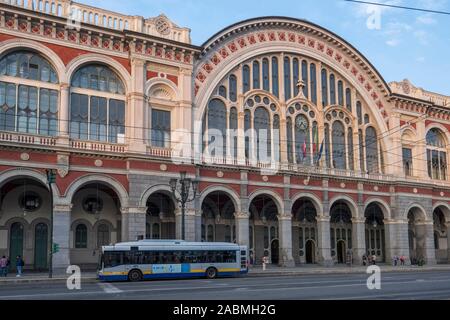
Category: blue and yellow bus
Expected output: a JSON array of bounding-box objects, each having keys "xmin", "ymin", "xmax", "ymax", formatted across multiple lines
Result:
[{"xmin": 97, "ymin": 240, "xmax": 249, "ymax": 282}]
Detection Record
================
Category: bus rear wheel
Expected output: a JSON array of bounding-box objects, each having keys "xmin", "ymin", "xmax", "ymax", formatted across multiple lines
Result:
[
  {"xmin": 128, "ymin": 269, "xmax": 143, "ymax": 282},
  {"xmin": 206, "ymin": 267, "xmax": 218, "ymax": 279}
]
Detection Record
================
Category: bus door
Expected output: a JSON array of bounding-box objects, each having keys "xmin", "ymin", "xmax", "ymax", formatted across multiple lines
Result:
[{"xmin": 240, "ymin": 247, "xmax": 248, "ymax": 272}]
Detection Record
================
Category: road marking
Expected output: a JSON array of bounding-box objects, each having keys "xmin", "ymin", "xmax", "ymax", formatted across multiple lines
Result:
[{"xmin": 98, "ymin": 283, "xmax": 123, "ymax": 294}]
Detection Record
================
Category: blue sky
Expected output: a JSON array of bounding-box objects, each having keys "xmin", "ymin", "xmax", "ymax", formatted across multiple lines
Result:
[{"xmin": 77, "ymin": 0, "xmax": 450, "ymax": 95}]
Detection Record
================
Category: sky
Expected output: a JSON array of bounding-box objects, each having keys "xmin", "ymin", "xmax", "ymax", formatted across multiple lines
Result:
[{"xmin": 76, "ymin": 0, "xmax": 450, "ymax": 95}]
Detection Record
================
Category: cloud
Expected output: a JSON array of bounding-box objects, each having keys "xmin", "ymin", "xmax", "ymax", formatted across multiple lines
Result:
[
  {"xmin": 418, "ymin": 0, "xmax": 448, "ymax": 10},
  {"xmin": 416, "ymin": 14, "xmax": 437, "ymax": 25},
  {"xmin": 386, "ymin": 39, "xmax": 400, "ymax": 46},
  {"xmin": 413, "ymin": 30, "xmax": 430, "ymax": 45},
  {"xmin": 384, "ymin": 22, "xmax": 412, "ymax": 36},
  {"xmin": 416, "ymin": 57, "xmax": 425, "ymax": 63}
]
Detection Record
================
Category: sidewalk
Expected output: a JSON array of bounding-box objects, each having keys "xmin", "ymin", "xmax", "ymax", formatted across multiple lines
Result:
[{"xmin": 1, "ymin": 264, "xmax": 450, "ymax": 284}]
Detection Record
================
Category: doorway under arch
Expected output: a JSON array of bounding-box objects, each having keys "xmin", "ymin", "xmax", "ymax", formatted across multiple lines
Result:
[
  {"xmin": 305, "ymin": 240, "xmax": 316, "ymax": 264},
  {"xmin": 330, "ymin": 201, "xmax": 353, "ymax": 264},
  {"xmin": 271, "ymin": 239, "xmax": 279, "ymax": 264}
]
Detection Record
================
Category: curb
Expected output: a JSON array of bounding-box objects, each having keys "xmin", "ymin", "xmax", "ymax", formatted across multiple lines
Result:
[{"xmin": 1, "ymin": 267, "xmax": 450, "ymax": 284}]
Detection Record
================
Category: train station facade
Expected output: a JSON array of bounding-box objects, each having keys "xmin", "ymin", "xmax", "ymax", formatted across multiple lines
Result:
[{"xmin": 0, "ymin": 0, "xmax": 449, "ymax": 272}]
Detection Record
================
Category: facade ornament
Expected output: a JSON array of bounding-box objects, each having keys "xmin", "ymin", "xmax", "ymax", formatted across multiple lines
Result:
[
  {"xmin": 56, "ymin": 153, "xmax": 70, "ymax": 178},
  {"xmin": 20, "ymin": 153, "xmax": 30, "ymax": 161},
  {"xmin": 296, "ymin": 79, "xmax": 306, "ymax": 99}
]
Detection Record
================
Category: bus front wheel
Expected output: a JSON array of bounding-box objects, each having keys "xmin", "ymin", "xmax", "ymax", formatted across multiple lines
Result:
[
  {"xmin": 128, "ymin": 269, "xmax": 143, "ymax": 282},
  {"xmin": 206, "ymin": 267, "xmax": 218, "ymax": 279}
]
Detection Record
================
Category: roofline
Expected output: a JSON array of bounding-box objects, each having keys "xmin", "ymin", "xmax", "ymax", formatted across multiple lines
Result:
[{"xmin": 201, "ymin": 16, "xmax": 392, "ymax": 95}]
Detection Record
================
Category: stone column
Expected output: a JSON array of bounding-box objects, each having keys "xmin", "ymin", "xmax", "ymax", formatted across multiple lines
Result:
[
  {"xmin": 175, "ymin": 207, "xmax": 197, "ymax": 241},
  {"xmin": 316, "ymin": 216, "xmax": 333, "ymax": 266},
  {"xmin": 235, "ymin": 212, "xmax": 250, "ymax": 248},
  {"xmin": 352, "ymin": 218, "xmax": 366, "ymax": 265},
  {"xmin": 52, "ymin": 204, "xmax": 71, "ymax": 274},
  {"xmin": 58, "ymin": 83, "xmax": 70, "ymax": 146},
  {"xmin": 416, "ymin": 221, "xmax": 437, "ymax": 265},
  {"xmin": 121, "ymin": 207, "xmax": 146, "ymax": 242},
  {"xmin": 278, "ymin": 214, "xmax": 295, "ymax": 267},
  {"xmin": 128, "ymin": 58, "xmax": 147, "ymax": 153},
  {"xmin": 446, "ymin": 222, "xmax": 450, "ymax": 263}
]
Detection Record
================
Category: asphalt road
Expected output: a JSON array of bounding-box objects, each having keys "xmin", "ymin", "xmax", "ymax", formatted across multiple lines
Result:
[{"xmin": 1, "ymin": 271, "xmax": 450, "ymax": 300}]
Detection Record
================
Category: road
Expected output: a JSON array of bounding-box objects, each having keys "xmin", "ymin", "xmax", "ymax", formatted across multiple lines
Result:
[{"xmin": 1, "ymin": 271, "xmax": 450, "ymax": 300}]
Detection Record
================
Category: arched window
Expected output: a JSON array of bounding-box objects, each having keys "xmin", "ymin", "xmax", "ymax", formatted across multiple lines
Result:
[
  {"xmin": 346, "ymin": 88, "xmax": 352, "ymax": 112},
  {"xmin": 207, "ymin": 99, "xmax": 227, "ymax": 157},
  {"xmin": 218, "ymin": 85, "xmax": 227, "ymax": 98},
  {"xmin": 426, "ymin": 128, "xmax": 447, "ymax": 180},
  {"xmin": 229, "ymin": 75, "xmax": 237, "ymax": 102},
  {"xmin": 243, "ymin": 65, "xmax": 250, "ymax": 93},
  {"xmin": 272, "ymin": 57, "xmax": 279, "ymax": 97},
  {"xmin": 97, "ymin": 224, "xmax": 110, "ymax": 247},
  {"xmin": 253, "ymin": 61, "xmax": 260, "ymax": 89},
  {"xmin": 293, "ymin": 58, "xmax": 299, "ymax": 97},
  {"xmin": 284, "ymin": 57, "xmax": 291, "ymax": 100},
  {"xmin": 332, "ymin": 121, "xmax": 346, "ymax": 169},
  {"xmin": 365, "ymin": 126, "xmax": 379, "ymax": 173},
  {"xmin": 310, "ymin": 64, "xmax": 317, "ymax": 104},
  {"xmin": 75, "ymin": 224, "xmax": 88, "ymax": 248},
  {"xmin": 324, "ymin": 123, "xmax": 331, "ymax": 168},
  {"xmin": 302, "ymin": 60, "xmax": 309, "ymax": 98},
  {"xmin": 229, "ymin": 107, "xmax": 238, "ymax": 159},
  {"xmin": 337, "ymin": 81, "xmax": 344, "ymax": 106},
  {"xmin": 356, "ymin": 101, "xmax": 363, "ymax": 125},
  {"xmin": 70, "ymin": 64, "xmax": 125, "ymax": 143},
  {"xmin": 348, "ymin": 127, "xmax": 354, "ymax": 170},
  {"xmin": 254, "ymin": 107, "xmax": 271, "ymax": 161},
  {"xmin": 321, "ymin": 69, "xmax": 328, "ymax": 107},
  {"xmin": 287, "ymin": 117, "xmax": 294, "ymax": 163},
  {"xmin": 0, "ymin": 51, "xmax": 59, "ymax": 136},
  {"xmin": 329, "ymin": 74, "xmax": 336, "ymax": 105},
  {"xmin": 359, "ymin": 129, "xmax": 365, "ymax": 172},
  {"xmin": 273, "ymin": 114, "xmax": 281, "ymax": 161},
  {"xmin": 152, "ymin": 223, "xmax": 160, "ymax": 239},
  {"xmin": 262, "ymin": 58, "xmax": 270, "ymax": 92},
  {"xmin": 244, "ymin": 109, "xmax": 251, "ymax": 159}
]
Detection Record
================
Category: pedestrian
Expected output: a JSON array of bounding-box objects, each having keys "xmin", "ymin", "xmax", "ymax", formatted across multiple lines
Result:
[
  {"xmin": 372, "ymin": 254, "xmax": 377, "ymax": 266},
  {"xmin": 15, "ymin": 255, "xmax": 24, "ymax": 277},
  {"xmin": 0, "ymin": 256, "xmax": 7, "ymax": 277},
  {"xmin": 400, "ymin": 255, "xmax": 405, "ymax": 266},
  {"xmin": 393, "ymin": 255, "xmax": 399, "ymax": 266},
  {"xmin": 362, "ymin": 254, "xmax": 367, "ymax": 266}
]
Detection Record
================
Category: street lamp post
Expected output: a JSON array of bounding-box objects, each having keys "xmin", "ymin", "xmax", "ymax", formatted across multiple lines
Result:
[
  {"xmin": 46, "ymin": 169, "xmax": 57, "ymax": 279},
  {"xmin": 169, "ymin": 172, "xmax": 199, "ymax": 241}
]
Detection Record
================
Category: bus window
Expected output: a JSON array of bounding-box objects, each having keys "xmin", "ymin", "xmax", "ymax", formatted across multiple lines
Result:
[{"xmin": 104, "ymin": 251, "xmax": 122, "ymax": 268}]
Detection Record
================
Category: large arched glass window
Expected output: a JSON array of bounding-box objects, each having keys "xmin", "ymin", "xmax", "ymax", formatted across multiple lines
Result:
[
  {"xmin": 229, "ymin": 107, "xmax": 238, "ymax": 159},
  {"xmin": 337, "ymin": 81, "xmax": 344, "ymax": 106},
  {"xmin": 287, "ymin": 117, "xmax": 294, "ymax": 163},
  {"xmin": 332, "ymin": 121, "xmax": 346, "ymax": 169},
  {"xmin": 345, "ymin": 88, "xmax": 352, "ymax": 112},
  {"xmin": 302, "ymin": 60, "xmax": 309, "ymax": 98},
  {"xmin": 244, "ymin": 109, "xmax": 251, "ymax": 159},
  {"xmin": 324, "ymin": 123, "xmax": 331, "ymax": 168},
  {"xmin": 321, "ymin": 69, "xmax": 328, "ymax": 107},
  {"xmin": 310, "ymin": 64, "xmax": 317, "ymax": 104},
  {"xmin": 329, "ymin": 74, "xmax": 336, "ymax": 105},
  {"xmin": 426, "ymin": 128, "xmax": 447, "ymax": 180},
  {"xmin": 206, "ymin": 99, "xmax": 227, "ymax": 157},
  {"xmin": 0, "ymin": 51, "xmax": 59, "ymax": 136},
  {"xmin": 262, "ymin": 58, "xmax": 270, "ymax": 92},
  {"xmin": 253, "ymin": 61, "xmax": 260, "ymax": 89},
  {"xmin": 293, "ymin": 58, "xmax": 299, "ymax": 97},
  {"xmin": 348, "ymin": 127, "xmax": 354, "ymax": 170},
  {"xmin": 272, "ymin": 57, "xmax": 279, "ymax": 97},
  {"xmin": 254, "ymin": 107, "xmax": 271, "ymax": 161},
  {"xmin": 365, "ymin": 126, "xmax": 379, "ymax": 173},
  {"xmin": 70, "ymin": 64, "xmax": 125, "ymax": 143},
  {"xmin": 75, "ymin": 224, "xmax": 88, "ymax": 249},
  {"xmin": 284, "ymin": 57, "xmax": 291, "ymax": 100},
  {"xmin": 229, "ymin": 74, "xmax": 237, "ymax": 102},
  {"xmin": 295, "ymin": 114, "xmax": 310, "ymax": 164},
  {"xmin": 243, "ymin": 65, "xmax": 250, "ymax": 93}
]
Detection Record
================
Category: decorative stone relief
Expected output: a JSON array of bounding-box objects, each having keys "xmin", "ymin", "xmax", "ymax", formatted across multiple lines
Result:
[
  {"xmin": 95, "ymin": 159, "xmax": 103, "ymax": 167},
  {"xmin": 160, "ymin": 164, "xmax": 168, "ymax": 171},
  {"xmin": 20, "ymin": 153, "xmax": 30, "ymax": 161},
  {"xmin": 56, "ymin": 154, "xmax": 69, "ymax": 178},
  {"xmin": 217, "ymin": 171, "xmax": 224, "ymax": 178}
]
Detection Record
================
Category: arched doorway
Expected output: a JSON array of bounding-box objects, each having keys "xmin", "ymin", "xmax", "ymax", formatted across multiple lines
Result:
[
  {"xmin": 146, "ymin": 192, "xmax": 176, "ymax": 240},
  {"xmin": 249, "ymin": 195, "xmax": 279, "ymax": 265},
  {"xmin": 0, "ymin": 177, "xmax": 51, "ymax": 270},
  {"xmin": 201, "ymin": 191, "xmax": 236, "ymax": 243},
  {"xmin": 70, "ymin": 182, "xmax": 122, "ymax": 269},
  {"xmin": 9, "ymin": 222, "xmax": 24, "ymax": 270},
  {"xmin": 365, "ymin": 203, "xmax": 386, "ymax": 262},
  {"xmin": 432, "ymin": 207, "xmax": 448, "ymax": 263},
  {"xmin": 408, "ymin": 208, "xmax": 427, "ymax": 265},
  {"xmin": 34, "ymin": 223, "xmax": 48, "ymax": 271},
  {"xmin": 292, "ymin": 198, "xmax": 318, "ymax": 265},
  {"xmin": 330, "ymin": 201, "xmax": 353, "ymax": 264}
]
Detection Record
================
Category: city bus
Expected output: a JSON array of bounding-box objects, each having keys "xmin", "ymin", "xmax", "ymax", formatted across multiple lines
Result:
[{"xmin": 97, "ymin": 240, "xmax": 249, "ymax": 282}]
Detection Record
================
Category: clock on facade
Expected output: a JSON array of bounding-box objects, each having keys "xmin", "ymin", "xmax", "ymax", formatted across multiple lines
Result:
[{"xmin": 295, "ymin": 115, "xmax": 309, "ymax": 131}]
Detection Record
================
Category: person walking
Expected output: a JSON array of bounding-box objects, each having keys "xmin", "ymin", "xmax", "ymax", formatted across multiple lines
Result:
[
  {"xmin": 372, "ymin": 254, "xmax": 377, "ymax": 266},
  {"xmin": 15, "ymin": 255, "xmax": 24, "ymax": 277},
  {"xmin": 400, "ymin": 255, "xmax": 406, "ymax": 266},
  {"xmin": 362, "ymin": 254, "xmax": 368, "ymax": 266},
  {"xmin": 0, "ymin": 256, "xmax": 7, "ymax": 277}
]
